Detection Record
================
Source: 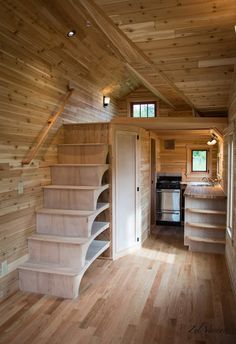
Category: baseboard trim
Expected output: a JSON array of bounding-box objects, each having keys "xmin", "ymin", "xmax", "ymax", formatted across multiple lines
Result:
[
  {"xmin": 0, "ymin": 255, "xmax": 29, "ymax": 280},
  {"xmin": 114, "ymin": 243, "xmax": 141, "ymax": 259}
]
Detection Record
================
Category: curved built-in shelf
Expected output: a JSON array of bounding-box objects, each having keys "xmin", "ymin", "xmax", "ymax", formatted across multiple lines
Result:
[
  {"xmin": 84, "ymin": 240, "xmax": 110, "ymax": 269},
  {"xmin": 186, "ymin": 208, "xmax": 226, "ymax": 215},
  {"xmin": 186, "ymin": 222, "xmax": 225, "ymax": 230}
]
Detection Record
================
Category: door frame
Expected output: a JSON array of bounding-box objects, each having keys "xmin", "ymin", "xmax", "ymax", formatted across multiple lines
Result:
[
  {"xmin": 150, "ymin": 138, "xmax": 157, "ymax": 229},
  {"xmin": 112, "ymin": 127, "xmax": 141, "ymax": 259}
]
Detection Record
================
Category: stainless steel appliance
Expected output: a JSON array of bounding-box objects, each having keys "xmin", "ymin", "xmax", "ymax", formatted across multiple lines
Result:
[{"xmin": 156, "ymin": 176, "xmax": 181, "ymax": 225}]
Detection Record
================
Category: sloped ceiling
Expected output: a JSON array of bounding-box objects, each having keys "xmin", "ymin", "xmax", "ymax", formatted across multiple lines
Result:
[
  {"xmin": 0, "ymin": 0, "xmax": 141, "ymax": 100},
  {"xmin": 95, "ymin": 0, "xmax": 236, "ymax": 113}
]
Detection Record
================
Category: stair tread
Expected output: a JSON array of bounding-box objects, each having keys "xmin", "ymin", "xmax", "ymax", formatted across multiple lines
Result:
[
  {"xmin": 186, "ymin": 208, "xmax": 226, "ymax": 215},
  {"xmin": 37, "ymin": 203, "xmax": 109, "ymax": 216},
  {"xmin": 20, "ymin": 262, "xmax": 78, "ymax": 276},
  {"xmin": 30, "ymin": 222, "xmax": 109, "ymax": 244},
  {"xmin": 20, "ymin": 240, "xmax": 110, "ymax": 276},
  {"xmin": 187, "ymin": 235, "xmax": 225, "ymax": 244},
  {"xmin": 43, "ymin": 184, "xmax": 109, "ymax": 190},
  {"xmin": 186, "ymin": 222, "xmax": 226, "ymax": 229},
  {"xmin": 51, "ymin": 164, "xmax": 109, "ymax": 167},
  {"xmin": 58, "ymin": 143, "xmax": 108, "ymax": 146}
]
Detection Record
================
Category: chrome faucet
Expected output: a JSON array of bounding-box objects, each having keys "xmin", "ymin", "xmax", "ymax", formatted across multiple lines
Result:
[{"xmin": 201, "ymin": 177, "xmax": 221, "ymax": 186}]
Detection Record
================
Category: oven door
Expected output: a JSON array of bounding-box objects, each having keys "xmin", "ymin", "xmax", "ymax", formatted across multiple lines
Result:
[
  {"xmin": 156, "ymin": 210, "xmax": 180, "ymax": 222},
  {"xmin": 156, "ymin": 189, "xmax": 180, "ymax": 212}
]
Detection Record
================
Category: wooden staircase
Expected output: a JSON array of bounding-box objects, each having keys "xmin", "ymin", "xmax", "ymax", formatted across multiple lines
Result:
[{"xmin": 19, "ymin": 124, "xmax": 111, "ymax": 298}]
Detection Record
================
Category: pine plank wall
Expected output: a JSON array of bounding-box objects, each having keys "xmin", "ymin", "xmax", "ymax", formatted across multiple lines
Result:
[
  {"xmin": 0, "ymin": 0, "xmax": 153, "ymax": 299},
  {"xmin": 0, "ymin": 0, "xmax": 125, "ymax": 298}
]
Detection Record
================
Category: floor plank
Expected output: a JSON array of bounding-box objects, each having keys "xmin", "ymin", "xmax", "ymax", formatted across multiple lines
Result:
[{"xmin": 0, "ymin": 226, "xmax": 236, "ymax": 344}]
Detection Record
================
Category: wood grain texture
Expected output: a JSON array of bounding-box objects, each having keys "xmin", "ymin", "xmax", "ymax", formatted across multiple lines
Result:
[
  {"xmin": 1, "ymin": 232, "xmax": 236, "ymax": 343},
  {"xmin": 156, "ymin": 130, "xmax": 218, "ymax": 179},
  {"xmin": 95, "ymin": 0, "xmax": 236, "ymax": 112},
  {"xmin": 0, "ymin": 0, "xmax": 135, "ymax": 299},
  {"xmin": 184, "ymin": 185, "xmax": 226, "ymax": 199},
  {"xmin": 184, "ymin": 194, "xmax": 226, "ymax": 254},
  {"xmin": 117, "ymin": 86, "xmax": 194, "ymax": 117}
]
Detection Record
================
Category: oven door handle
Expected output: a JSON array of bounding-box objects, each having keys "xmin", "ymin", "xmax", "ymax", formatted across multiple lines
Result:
[{"xmin": 156, "ymin": 189, "xmax": 180, "ymax": 193}]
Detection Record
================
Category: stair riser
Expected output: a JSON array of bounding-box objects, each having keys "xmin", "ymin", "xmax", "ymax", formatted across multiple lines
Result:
[
  {"xmin": 189, "ymin": 241, "xmax": 225, "ymax": 254},
  {"xmin": 28, "ymin": 240, "xmax": 88, "ymax": 269},
  {"xmin": 19, "ymin": 269, "xmax": 81, "ymax": 298},
  {"xmin": 185, "ymin": 227, "xmax": 225, "ymax": 241},
  {"xmin": 44, "ymin": 189, "xmax": 98, "ymax": 210},
  {"xmin": 51, "ymin": 166, "xmax": 108, "ymax": 186},
  {"xmin": 58, "ymin": 146, "xmax": 108, "ymax": 164},
  {"xmin": 37, "ymin": 213, "xmax": 93, "ymax": 237},
  {"xmin": 185, "ymin": 213, "xmax": 226, "ymax": 226}
]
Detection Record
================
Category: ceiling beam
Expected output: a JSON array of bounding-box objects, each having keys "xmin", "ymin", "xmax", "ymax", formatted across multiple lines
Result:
[
  {"xmin": 111, "ymin": 116, "xmax": 228, "ymax": 132},
  {"xmin": 77, "ymin": 0, "xmax": 195, "ymax": 110}
]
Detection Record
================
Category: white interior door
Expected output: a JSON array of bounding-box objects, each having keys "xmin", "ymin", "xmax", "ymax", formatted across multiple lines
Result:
[{"xmin": 115, "ymin": 131, "xmax": 137, "ymax": 253}]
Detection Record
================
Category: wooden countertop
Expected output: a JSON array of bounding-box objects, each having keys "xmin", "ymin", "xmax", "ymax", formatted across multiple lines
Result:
[{"xmin": 184, "ymin": 185, "xmax": 226, "ymax": 199}]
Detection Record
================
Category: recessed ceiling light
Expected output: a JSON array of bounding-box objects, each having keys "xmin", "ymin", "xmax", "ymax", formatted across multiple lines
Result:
[{"xmin": 67, "ymin": 30, "xmax": 76, "ymax": 38}]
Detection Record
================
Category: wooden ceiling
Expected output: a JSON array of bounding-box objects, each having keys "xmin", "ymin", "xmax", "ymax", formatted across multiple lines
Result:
[
  {"xmin": 0, "ymin": 0, "xmax": 141, "ymax": 100},
  {"xmin": 95, "ymin": 0, "xmax": 236, "ymax": 113}
]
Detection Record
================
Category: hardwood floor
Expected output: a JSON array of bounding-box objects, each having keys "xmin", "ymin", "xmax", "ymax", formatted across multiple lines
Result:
[{"xmin": 0, "ymin": 227, "xmax": 236, "ymax": 344}]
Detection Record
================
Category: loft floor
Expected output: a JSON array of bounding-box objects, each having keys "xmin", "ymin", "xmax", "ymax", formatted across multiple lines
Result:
[{"xmin": 0, "ymin": 229, "xmax": 236, "ymax": 344}]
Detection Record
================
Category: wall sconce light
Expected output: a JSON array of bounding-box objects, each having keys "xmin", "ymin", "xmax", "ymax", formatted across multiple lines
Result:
[
  {"xmin": 207, "ymin": 134, "xmax": 217, "ymax": 146},
  {"xmin": 103, "ymin": 96, "xmax": 110, "ymax": 107}
]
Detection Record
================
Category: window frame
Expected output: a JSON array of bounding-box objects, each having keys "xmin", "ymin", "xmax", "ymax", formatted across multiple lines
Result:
[
  {"xmin": 186, "ymin": 145, "xmax": 212, "ymax": 179},
  {"xmin": 130, "ymin": 101, "xmax": 157, "ymax": 118},
  {"xmin": 191, "ymin": 149, "xmax": 208, "ymax": 173}
]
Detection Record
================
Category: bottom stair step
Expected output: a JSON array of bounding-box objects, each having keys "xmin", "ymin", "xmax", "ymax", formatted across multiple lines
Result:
[
  {"xmin": 187, "ymin": 235, "xmax": 225, "ymax": 255},
  {"xmin": 19, "ymin": 240, "xmax": 110, "ymax": 298}
]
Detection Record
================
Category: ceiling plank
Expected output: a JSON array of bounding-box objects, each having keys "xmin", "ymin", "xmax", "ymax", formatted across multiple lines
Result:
[
  {"xmin": 78, "ymin": 0, "xmax": 194, "ymax": 110},
  {"xmin": 125, "ymin": 64, "xmax": 175, "ymax": 109},
  {"xmin": 199, "ymin": 57, "xmax": 236, "ymax": 68}
]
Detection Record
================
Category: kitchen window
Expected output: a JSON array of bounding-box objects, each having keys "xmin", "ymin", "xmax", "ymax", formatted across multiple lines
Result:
[
  {"xmin": 131, "ymin": 102, "xmax": 156, "ymax": 118},
  {"xmin": 186, "ymin": 145, "xmax": 212, "ymax": 178},
  {"xmin": 191, "ymin": 150, "xmax": 208, "ymax": 172}
]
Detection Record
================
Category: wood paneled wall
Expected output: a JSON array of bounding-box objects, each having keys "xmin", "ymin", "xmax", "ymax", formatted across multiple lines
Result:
[
  {"xmin": 225, "ymin": 75, "xmax": 236, "ymax": 297},
  {"xmin": 156, "ymin": 131, "xmax": 218, "ymax": 180},
  {"xmin": 117, "ymin": 86, "xmax": 193, "ymax": 117},
  {"xmin": 0, "ymin": 0, "xmax": 139, "ymax": 299},
  {"xmin": 139, "ymin": 129, "xmax": 151, "ymax": 239}
]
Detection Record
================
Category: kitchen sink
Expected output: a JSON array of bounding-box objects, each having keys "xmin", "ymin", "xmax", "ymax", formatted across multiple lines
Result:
[{"xmin": 189, "ymin": 182, "xmax": 213, "ymax": 187}]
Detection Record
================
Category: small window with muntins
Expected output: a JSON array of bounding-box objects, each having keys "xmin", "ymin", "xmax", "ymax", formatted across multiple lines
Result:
[{"xmin": 131, "ymin": 102, "xmax": 156, "ymax": 118}]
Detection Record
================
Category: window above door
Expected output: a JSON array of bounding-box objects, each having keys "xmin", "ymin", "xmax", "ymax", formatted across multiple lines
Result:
[{"xmin": 130, "ymin": 102, "xmax": 157, "ymax": 118}]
